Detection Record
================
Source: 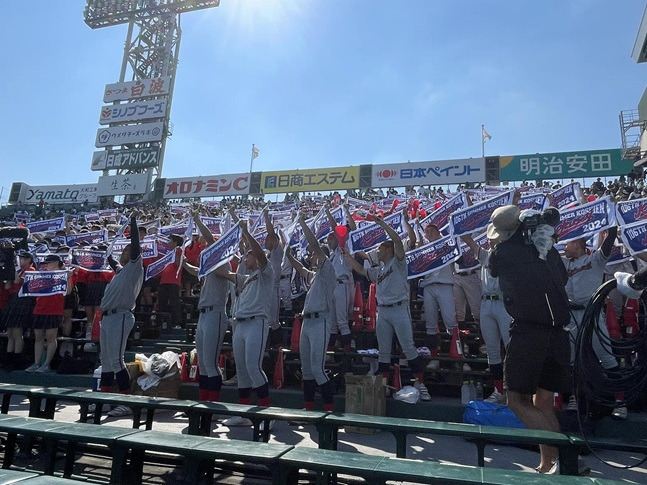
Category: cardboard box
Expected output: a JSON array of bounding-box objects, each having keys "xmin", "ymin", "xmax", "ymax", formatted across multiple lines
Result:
[
  {"xmin": 131, "ymin": 363, "xmax": 182, "ymax": 399},
  {"xmin": 344, "ymin": 374, "xmax": 386, "ymax": 434}
]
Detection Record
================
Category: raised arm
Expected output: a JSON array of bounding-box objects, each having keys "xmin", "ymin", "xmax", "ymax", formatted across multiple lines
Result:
[
  {"xmin": 375, "ymin": 216, "xmax": 404, "ymax": 260},
  {"xmin": 129, "ymin": 210, "xmax": 141, "ymax": 262},
  {"xmin": 192, "ymin": 208, "xmax": 215, "ymax": 246},
  {"xmin": 228, "ymin": 205, "xmax": 240, "ymax": 225},
  {"xmin": 343, "ymin": 251, "xmax": 367, "ymax": 278},
  {"xmin": 285, "ymin": 247, "xmax": 310, "ymax": 278},
  {"xmin": 600, "ymin": 226, "xmax": 618, "ymax": 258},
  {"xmin": 460, "ymin": 233, "xmax": 481, "ymax": 258},
  {"xmin": 299, "ymin": 212, "xmax": 325, "ymax": 263},
  {"xmin": 402, "ymin": 208, "xmax": 416, "ymax": 249},
  {"xmin": 241, "ymin": 220, "xmax": 267, "ymax": 269},
  {"xmin": 263, "ymin": 206, "xmax": 279, "ymax": 251},
  {"xmin": 344, "ymin": 203, "xmax": 357, "ymax": 231}
]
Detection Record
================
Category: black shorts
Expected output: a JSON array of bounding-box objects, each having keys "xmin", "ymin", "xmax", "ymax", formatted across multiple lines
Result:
[
  {"xmin": 2, "ymin": 294, "xmax": 35, "ymax": 329},
  {"xmin": 504, "ymin": 320, "xmax": 571, "ymax": 395},
  {"xmin": 64, "ymin": 288, "xmax": 78, "ymax": 311},
  {"xmin": 32, "ymin": 314, "xmax": 63, "ymax": 330},
  {"xmin": 142, "ymin": 276, "xmax": 159, "ymax": 291},
  {"xmin": 82, "ymin": 281, "xmax": 107, "ymax": 307}
]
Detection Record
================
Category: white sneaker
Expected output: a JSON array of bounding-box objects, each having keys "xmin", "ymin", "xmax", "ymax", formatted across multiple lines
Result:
[
  {"xmin": 25, "ymin": 363, "xmax": 40, "ymax": 372},
  {"xmin": 259, "ymin": 420, "xmax": 275, "ymax": 432},
  {"xmin": 223, "ymin": 416, "xmax": 252, "ymax": 427},
  {"xmin": 107, "ymin": 405, "xmax": 132, "ymax": 417},
  {"xmin": 577, "ymin": 457, "xmax": 591, "ymax": 476},
  {"xmin": 537, "ymin": 460, "xmax": 559, "ymax": 474},
  {"xmin": 222, "ymin": 375, "xmax": 238, "ymax": 386},
  {"xmin": 563, "ymin": 395, "xmax": 578, "ymax": 412},
  {"xmin": 484, "ymin": 388, "xmax": 506, "ymax": 404},
  {"xmin": 35, "ymin": 363, "xmax": 51, "ymax": 373},
  {"xmin": 426, "ymin": 360, "xmax": 440, "ymax": 371},
  {"xmin": 612, "ymin": 405, "xmax": 628, "ymax": 420},
  {"xmin": 462, "ymin": 363, "xmax": 472, "ymax": 372}
]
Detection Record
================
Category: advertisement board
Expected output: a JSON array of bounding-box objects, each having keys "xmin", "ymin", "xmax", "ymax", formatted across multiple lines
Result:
[
  {"xmin": 91, "ymin": 147, "xmax": 160, "ymax": 171},
  {"xmin": 97, "ymin": 173, "xmax": 149, "ymax": 196},
  {"xmin": 163, "ymin": 174, "xmax": 250, "ymax": 198},
  {"xmin": 103, "ymin": 77, "xmax": 171, "ymax": 103},
  {"xmin": 99, "ymin": 99, "xmax": 167, "ymax": 125},
  {"xmin": 371, "ymin": 158, "xmax": 485, "ymax": 187},
  {"xmin": 95, "ymin": 122, "xmax": 164, "ymax": 147},
  {"xmin": 18, "ymin": 184, "xmax": 98, "ymax": 205},
  {"xmin": 261, "ymin": 166, "xmax": 359, "ymax": 194}
]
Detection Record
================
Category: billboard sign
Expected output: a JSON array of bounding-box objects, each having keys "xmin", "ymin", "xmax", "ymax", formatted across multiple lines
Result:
[
  {"xmin": 103, "ymin": 77, "xmax": 171, "ymax": 103},
  {"xmin": 261, "ymin": 166, "xmax": 359, "ymax": 194},
  {"xmin": 371, "ymin": 158, "xmax": 485, "ymax": 187},
  {"xmin": 18, "ymin": 184, "xmax": 98, "ymax": 205},
  {"xmin": 163, "ymin": 173, "xmax": 250, "ymax": 198},
  {"xmin": 95, "ymin": 122, "xmax": 164, "ymax": 147},
  {"xmin": 91, "ymin": 147, "xmax": 160, "ymax": 171},
  {"xmin": 99, "ymin": 99, "xmax": 167, "ymax": 125},
  {"xmin": 97, "ymin": 173, "xmax": 149, "ymax": 196},
  {"xmin": 499, "ymin": 148, "xmax": 634, "ymax": 181}
]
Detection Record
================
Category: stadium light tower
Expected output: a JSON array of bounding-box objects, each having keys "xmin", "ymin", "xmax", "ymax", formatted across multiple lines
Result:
[{"xmin": 84, "ymin": 0, "xmax": 220, "ymax": 201}]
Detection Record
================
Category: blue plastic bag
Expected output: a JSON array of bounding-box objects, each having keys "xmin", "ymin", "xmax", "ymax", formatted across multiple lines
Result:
[{"xmin": 463, "ymin": 400, "xmax": 526, "ymax": 429}]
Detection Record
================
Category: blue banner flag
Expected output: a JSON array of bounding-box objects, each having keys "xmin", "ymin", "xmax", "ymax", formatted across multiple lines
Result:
[
  {"xmin": 71, "ymin": 249, "xmax": 109, "ymax": 272},
  {"xmin": 555, "ymin": 196, "xmax": 615, "ymax": 243},
  {"xmin": 349, "ymin": 212, "xmax": 403, "ymax": 253},
  {"xmin": 65, "ymin": 230, "xmax": 107, "ymax": 248},
  {"xmin": 550, "ymin": 182, "xmax": 582, "ymax": 209},
  {"xmin": 449, "ymin": 191, "xmax": 514, "ymax": 237},
  {"xmin": 145, "ymin": 249, "xmax": 176, "ymax": 281},
  {"xmin": 26, "ymin": 217, "xmax": 66, "ymax": 234},
  {"xmin": 419, "ymin": 193, "xmax": 467, "ymax": 231},
  {"xmin": 518, "ymin": 193, "xmax": 549, "ymax": 211},
  {"xmin": 620, "ymin": 220, "xmax": 647, "ymax": 256},
  {"xmin": 615, "ymin": 197, "xmax": 647, "ymax": 226},
  {"xmin": 406, "ymin": 235, "xmax": 461, "ymax": 279},
  {"xmin": 19, "ymin": 270, "xmax": 68, "ymax": 297},
  {"xmin": 198, "ymin": 223, "xmax": 241, "ymax": 279}
]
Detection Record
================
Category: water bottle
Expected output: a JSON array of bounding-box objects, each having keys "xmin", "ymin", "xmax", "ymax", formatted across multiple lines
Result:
[
  {"xmin": 475, "ymin": 382, "xmax": 484, "ymax": 401},
  {"xmin": 468, "ymin": 381, "xmax": 477, "ymax": 402},
  {"xmin": 461, "ymin": 381, "xmax": 471, "ymax": 404}
]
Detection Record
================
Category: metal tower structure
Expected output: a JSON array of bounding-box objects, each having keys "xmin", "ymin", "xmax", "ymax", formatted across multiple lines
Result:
[{"xmin": 84, "ymin": 0, "xmax": 220, "ymax": 200}]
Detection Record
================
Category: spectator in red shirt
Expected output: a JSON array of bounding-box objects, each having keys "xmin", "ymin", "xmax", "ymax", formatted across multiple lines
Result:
[
  {"xmin": 158, "ymin": 234, "xmax": 183, "ymax": 328},
  {"xmin": 182, "ymin": 234, "xmax": 206, "ymax": 297},
  {"xmin": 25, "ymin": 254, "xmax": 71, "ymax": 373}
]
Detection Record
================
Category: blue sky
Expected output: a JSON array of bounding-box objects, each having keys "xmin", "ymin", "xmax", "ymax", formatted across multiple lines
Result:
[{"xmin": 0, "ymin": 0, "xmax": 645, "ymax": 200}]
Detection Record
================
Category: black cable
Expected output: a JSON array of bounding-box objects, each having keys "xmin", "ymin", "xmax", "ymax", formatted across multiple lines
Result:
[{"xmin": 574, "ymin": 278, "xmax": 647, "ymax": 470}]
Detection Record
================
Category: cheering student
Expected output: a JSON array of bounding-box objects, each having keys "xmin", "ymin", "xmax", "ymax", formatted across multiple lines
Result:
[
  {"xmin": 2, "ymin": 251, "xmax": 36, "ymax": 371},
  {"xmin": 98, "ymin": 211, "xmax": 144, "ymax": 418},
  {"xmin": 26, "ymin": 254, "xmax": 71, "ymax": 373},
  {"xmin": 220, "ymin": 219, "xmax": 275, "ymax": 427},
  {"xmin": 182, "ymin": 209, "xmax": 230, "ymax": 403},
  {"xmin": 285, "ymin": 212, "xmax": 337, "ymax": 411}
]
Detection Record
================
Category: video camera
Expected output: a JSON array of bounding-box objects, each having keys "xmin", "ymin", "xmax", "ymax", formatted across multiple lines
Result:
[{"xmin": 520, "ymin": 207, "xmax": 560, "ymax": 245}]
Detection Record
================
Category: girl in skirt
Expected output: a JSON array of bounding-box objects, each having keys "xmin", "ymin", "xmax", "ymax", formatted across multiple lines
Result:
[
  {"xmin": 26, "ymin": 254, "xmax": 70, "ymax": 373},
  {"xmin": 2, "ymin": 250, "xmax": 36, "ymax": 371}
]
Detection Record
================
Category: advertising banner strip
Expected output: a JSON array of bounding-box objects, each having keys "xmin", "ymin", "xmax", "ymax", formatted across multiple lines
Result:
[
  {"xmin": 145, "ymin": 248, "xmax": 176, "ymax": 281},
  {"xmin": 616, "ymin": 197, "xmax": 647, "ymax": 226},
  {"xmin": 109, "ymin": 238, "xmax": 158, "ymax": 259},
  {"xmin": 103, "ymin": 77, "xmax": 171, "ymax": 103},
  {"xmin": 99, "ymin": 99, "xmax": 167, "ymax": 125},
  {"xmin": 349, "ymin": 212, "xmax": 403, "ymax": 253},
  {"xmin": 371, "ymin": 158, "xmax": 485, "ymax": 188},
  {"xmin": 449, "ymin": 191, "xmax": 514, "ymax": 237},
  {"xmin": 498, "ymin": 148, "xmax": 633, "ymax": 181},
  {"xmin": 95, "ymin": 122, "xmax": 164, "ymax": 148},
  {"xmin": 91, "ymin": 147, "xmax": 161, "ymax": 171},
  {"xmin": 261, "ymin": 166, "xmax": 360, "ymax": 194},
  {"xmin": 406, "ymin": 235, "xmax": 461, "ymax": 280},
  {"xmin": 198, "ymin": 223, "xmax": 242, "ymax": 279},
  {"xmin": 19, "ymin": 271, "xmax": 68, "ymax": 297},
  {"xmin": 555, "ymin": 196, "xmax": 616, "ymax": 243},
  {"xmin": 26, "ymin": 217, "xmax": 66, "ymax": 234},
  {"xmin": 163, "ymin": 174, "xmax": 250, "ymax": 198}
]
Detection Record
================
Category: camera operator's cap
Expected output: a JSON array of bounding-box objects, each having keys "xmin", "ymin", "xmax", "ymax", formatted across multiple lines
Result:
[
  {"xmin": 43, "ymin": 254, "xmax": 62, "ymax": 264},
  {"xmin": 486, "ymin": 205, "xmax": 521, "ymax": 242}
]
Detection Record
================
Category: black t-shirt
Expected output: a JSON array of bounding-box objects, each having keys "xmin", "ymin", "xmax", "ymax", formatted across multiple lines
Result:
[{"xmin": 489, "ymin": 229, "xmax": 570, "ymax": 328}]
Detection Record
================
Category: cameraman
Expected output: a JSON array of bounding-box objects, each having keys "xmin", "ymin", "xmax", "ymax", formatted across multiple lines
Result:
[{"xmin": 488, "ymin": 205, "xmax": 571, "ymax": 474}]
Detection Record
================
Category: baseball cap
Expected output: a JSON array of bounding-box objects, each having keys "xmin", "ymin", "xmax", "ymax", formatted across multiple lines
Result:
[
  {"xmin": 43, "ymin": 254, "xmax": 63, "ymax": 264},
  {"xmin": 17, "ymin": 250, "xmax": 34, "ymax": 260}
]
